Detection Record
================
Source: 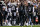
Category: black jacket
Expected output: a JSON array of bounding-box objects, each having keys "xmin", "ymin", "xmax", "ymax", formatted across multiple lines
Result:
[
  {"xmin": 18, "ymin": 4, "xmax": 25, "ymax": 15},
  {"xmin": 2, "ymin": 10, "xmax": 8, "ymax": 18}
]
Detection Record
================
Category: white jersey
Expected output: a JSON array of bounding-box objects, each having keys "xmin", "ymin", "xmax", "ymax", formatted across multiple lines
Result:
[
  {"xmin": 8, "ymin": 8, "xmax": 11, "ymax": 13},
  {"xmin": 5, "ymin": 6, "xmax": 8, "ymax": 11},
  {"xmin": 14, "ymin": 12, "xmax": 16, "ymax": 16},
  {"xmin": 12, "ymin": 6, "xmax": 15, "ymax": 10},
  {"xmin": 16, "ymin": 7, "xmax": 18, "ymax": 12}
]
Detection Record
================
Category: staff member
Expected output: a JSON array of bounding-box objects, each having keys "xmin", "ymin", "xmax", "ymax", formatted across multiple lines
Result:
[
  {"xmin": 18, "ymin": 2, "xmax": 25, "ymax": 26},
  {"xmin": 2, "ymin": 6, "xmax": 8, "ymax": 23}
]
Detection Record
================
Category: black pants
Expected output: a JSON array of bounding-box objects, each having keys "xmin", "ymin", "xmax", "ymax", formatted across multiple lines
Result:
[
  {"xmin": 33, "ymin": 16, "xmax": 36, "ymax": 25},
  {"xmin": 19, "ymin": 15, "xmax": 24, "ymax": 26},
  {"xmin": 0, "ymin": 20, "xmax": 3, "ymax": 26},
  {"xmin": 38, "ymin": 15, "xmax": 40, "ymax": 24},
  {"xmin": 0, "ymin": 17, "xmax": 3, "ymax": 26}
]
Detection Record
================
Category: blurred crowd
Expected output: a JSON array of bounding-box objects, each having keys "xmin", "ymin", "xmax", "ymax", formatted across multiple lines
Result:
[{"xmin": 0, "ymin": 0, "xmax": 40, "ymax": 26}]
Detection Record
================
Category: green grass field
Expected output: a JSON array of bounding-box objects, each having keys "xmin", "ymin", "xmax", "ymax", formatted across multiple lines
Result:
[{"xmin": 0, "ymin": 25, "xmax": 40, "ymax": 27}]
